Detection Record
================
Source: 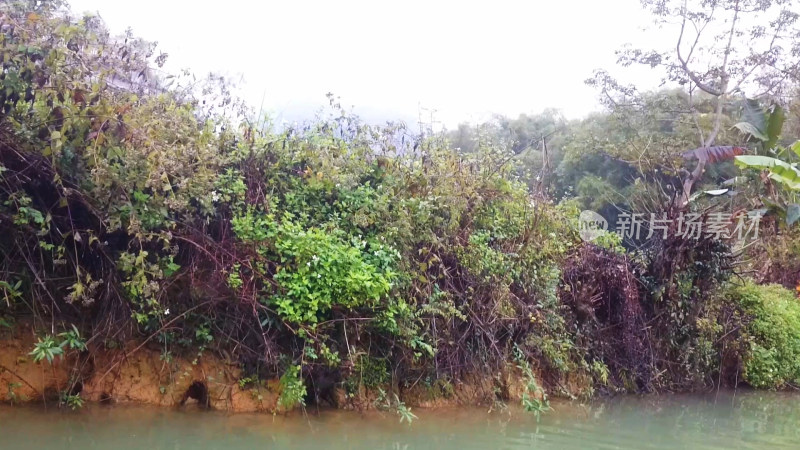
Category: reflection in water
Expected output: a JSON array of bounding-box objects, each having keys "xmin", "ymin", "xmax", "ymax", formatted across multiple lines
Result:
[{"xmin": 0, "ymin": 391, "xmax": 798, "ymax": 449}]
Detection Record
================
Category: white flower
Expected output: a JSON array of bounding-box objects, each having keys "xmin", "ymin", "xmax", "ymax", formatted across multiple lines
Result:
[
  {"xmin": 164, "ymin": 308, "xmax": 170, "ymax": 316},
  {"xmin": 211, "ymin": 191, "xmax": 220, "ymax": 202},
  {"xmin": 306, "ymin": 262, "xmax": 311, "ymax": 267},
  {"xmin": 317, "ymin": 274, "xmax": 321, "ymax": 279}
]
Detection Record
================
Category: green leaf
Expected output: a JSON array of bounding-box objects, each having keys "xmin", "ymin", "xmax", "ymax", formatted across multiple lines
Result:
[
  {"xmin": 742, "ymin": 98, "xmax": 767, "ymax": 136},
  {"xmin": 163, "ymin": 261, "xmax": 181, "ymax": 277},
  {"xmin": 735, "ymin": 155, "xmax": 792, "ymax": 170},
  {"xmin": 736, "ymin": 155, "xmax": 800, "ymax": 189},
  {"xmin": 790, "ymin": 141, "xmax": 800, "ymax": 160},
  {"xmin": 767, "ymin": 165, "xmax": 800, "ymax": 190},
  {"xmin": 765, "ymin": 105, "xmax": 786, "ymax": 151},
  {"xmin": 787, "ymin": 204, "xmax": 800, "ymax": 226}
]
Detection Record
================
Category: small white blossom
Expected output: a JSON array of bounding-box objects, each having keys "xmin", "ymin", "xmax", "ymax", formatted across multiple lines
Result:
[{"xmin": 164, "ymin": 308, "xmax": 170, "ymax": 316}]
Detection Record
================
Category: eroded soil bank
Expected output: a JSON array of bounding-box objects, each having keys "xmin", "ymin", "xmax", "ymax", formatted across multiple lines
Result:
[
  {"xmin": 1, "ymin": 322, "xmax": 271, "ymax": 412},
  {"xmin": 0, "ymin": 322, "xmax": 556, "ymax": 412}
]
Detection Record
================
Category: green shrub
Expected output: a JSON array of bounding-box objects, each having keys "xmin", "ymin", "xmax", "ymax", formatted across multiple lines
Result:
[
  {"xmin": 729, "ymin": 282, "xmax": 800, "ymax": 388},
  {"xmin": 29, "ymin": 335, "xmax": 63, "ymax": 364},
  {"xmin": 231, "ymin": 211, "xmax": 397, "ymax": 325},
  {"xmin": 277, "ymin": 365, "xmax": 306, "ymax": 410}
]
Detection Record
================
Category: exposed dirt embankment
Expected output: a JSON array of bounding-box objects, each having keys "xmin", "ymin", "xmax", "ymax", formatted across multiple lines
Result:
[
  {"xmin": 0, "ymin": 323, "xmax": 276, "ymax": 412},
  {"xmin": 0, "ymin": 324, "xmax": 71, "ymax": 405},
  {"xmin": 0, "ymin": 323, "xmax": 562, "ymax": 412}
]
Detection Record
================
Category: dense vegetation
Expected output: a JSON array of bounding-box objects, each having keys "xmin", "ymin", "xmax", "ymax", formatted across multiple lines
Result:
[{"xmin": 2, "ymin": 0, "xmax": 800, "ymax": 411}]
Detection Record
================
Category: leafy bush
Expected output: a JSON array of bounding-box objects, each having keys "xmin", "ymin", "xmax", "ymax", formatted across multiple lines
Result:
[
  {"xmin": 29, "ymin": 335, "xmax": 63, "ymax": 363},
  {"xmin": 515, "ymin": 347, "xmax": 550, "ymax": 420},
  {"xmin": 232, "ymin": 211, "xmax": 396, "ymax": 325},
  {"xmin": 728, "ymin": 282, "xmax": 800, "ymax": 388},
  {"xmin": 29, "ymin": 325, "xmax": 86, "ymax": 363},
  {"xmin": 277, "ymin": 365, "xmax": 306, "ymax": 410},
  {"xmin": 374, "ymin": 388, "xmax": 417, "ymax": 424},
  {"xmin": 60, "ymin": 392, "xmax": 84, "ymax": 410}
]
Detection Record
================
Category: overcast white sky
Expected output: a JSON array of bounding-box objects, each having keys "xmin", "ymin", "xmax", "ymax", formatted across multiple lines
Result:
[{"xmin": 67, "ymin": 0, "xmax": 666, "ymax": 126}]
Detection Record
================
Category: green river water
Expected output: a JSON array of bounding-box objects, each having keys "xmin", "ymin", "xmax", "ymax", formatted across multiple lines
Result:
[{"xmin": 0, "ymin": 391, "xmax": 797, "ymax": 449}]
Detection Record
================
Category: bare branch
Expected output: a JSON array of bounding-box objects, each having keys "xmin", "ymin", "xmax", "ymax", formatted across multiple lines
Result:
[
  {"xmin": 704, "ymin": 0, "xmax": 740, "ymax": 148},
  {"xmin": 676, "ymin": 0, "xmax": 723, "ymax": 96}
]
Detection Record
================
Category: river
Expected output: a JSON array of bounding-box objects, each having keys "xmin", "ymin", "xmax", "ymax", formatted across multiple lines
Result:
[{"xmin": 0, "ymin": 390, "xmax": 797, "ymax": 449}]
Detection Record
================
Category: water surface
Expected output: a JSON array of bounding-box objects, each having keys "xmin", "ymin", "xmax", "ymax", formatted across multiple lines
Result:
[{"xmin": 0, "ymin": 391, "xmax": 797, "ymax": 449}]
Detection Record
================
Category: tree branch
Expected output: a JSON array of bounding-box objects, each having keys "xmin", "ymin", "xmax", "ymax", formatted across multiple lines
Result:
[{"xmin": 676, "ymin": 0, "xmax": 723, "ymax": 96}]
